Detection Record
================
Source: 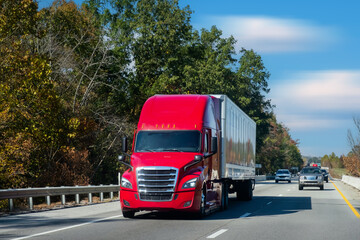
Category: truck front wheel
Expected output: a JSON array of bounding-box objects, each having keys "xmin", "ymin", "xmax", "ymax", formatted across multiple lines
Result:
[
  {"xmin": 195, "ymin": 187, "xmax": 207, "ymax": 218},
  {"xmin": 122, "ymin": 210, "xmax": 135, "ymax": 218}
]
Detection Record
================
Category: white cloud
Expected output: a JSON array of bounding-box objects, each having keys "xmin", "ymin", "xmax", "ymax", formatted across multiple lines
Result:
[
  {"xmin": 276, "ymin": 114, "xmax": 350, "ymax": 130},
  {"xmin": 273, "ymin": 70, "xmax": 360, "ymax": 111},
  {"xmin": 272, "ymin": 70, "xmax": 360, "ymax": 130},
  {"xmin": 214, "ymin": 16, "xmax": 337, "ymax": 53}
]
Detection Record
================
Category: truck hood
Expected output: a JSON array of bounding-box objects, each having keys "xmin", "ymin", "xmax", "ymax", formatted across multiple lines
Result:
[{"xmin": 130, "ymin": 152, "xmax": 200, "ymax": 169}]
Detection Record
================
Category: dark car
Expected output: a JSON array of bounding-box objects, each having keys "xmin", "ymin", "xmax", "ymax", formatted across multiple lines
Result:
[
  {"xmin": 320, "ymin": 169, "xmax": 329, "ymax": 183},
  {"xmin": 299, "ymin": 166, "xmax": 324, "ymax": 190}
]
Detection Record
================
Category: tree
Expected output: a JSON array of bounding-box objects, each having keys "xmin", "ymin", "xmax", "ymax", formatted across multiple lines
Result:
[
  {"xmin": 0, "ymin": 0, "xmax": 96, "ymax": 188},
  {"xmin": 257, "ymin": 115, "xmax": 302, "ymax": 174},
  {"xmin": 321, "ymin": 153, "xmax": 343, "ymax": 169},
  {"xmin": 344, "ymin": 117, "xmax": 360, "ymax": 176},
  {"xmin": 38, "ymin": 0, "xmax": 134, "ymax": 184}
]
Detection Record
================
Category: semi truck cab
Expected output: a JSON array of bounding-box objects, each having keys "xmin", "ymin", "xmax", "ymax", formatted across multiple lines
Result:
[{"xmin": 119, "ymin": 95, "xmax": 221, "ymax": 218}]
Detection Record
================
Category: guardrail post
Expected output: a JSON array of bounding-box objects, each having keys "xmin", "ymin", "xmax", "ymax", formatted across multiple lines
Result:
[
  {"xmin": 9, "ymin": 198, "xmax": 14, "ymax": 211},
  {"xmin": 28, "ymin": 187, "xmax": 33, "ymax": 210},
  {"xmin": 46, "ymin": 186, "xmax": 51, "ymax": 206},
  {"xmin": 100, "ymin": 184, "xmax": 104, "ymax": 202},
  {"xmin": 88, "ymin": 185, "xmax": 92, "ymax": 203},
  {"xmin": 61, "ymin": 186, "xmax": 66, "ymax": 205},
  {"xmin": 110, "ymin": 184, "xmax": 114, "ymax": 199},
  {"xmin": 75, "ymin": 185, "xmax": 80, "ymax": 204},
  {"xmin": 29, "ymin": 197, "xmax": 33, "ymax": 210}
]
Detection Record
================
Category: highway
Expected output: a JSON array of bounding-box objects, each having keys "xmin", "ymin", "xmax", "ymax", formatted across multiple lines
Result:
[{"xmin": 1, "ymin": 178, "xmax": 360, "ymax": 240}]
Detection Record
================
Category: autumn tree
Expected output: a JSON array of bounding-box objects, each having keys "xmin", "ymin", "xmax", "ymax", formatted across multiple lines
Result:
[
  {"xmin": 344, "ymin": 117, "xmax": 360, "ymax": 176},
  {"xmin": 257, "ymin": 116, "xmax": 303, "ymax": 174},
  {"xmin": 0, "ymin": 0, "xmax": 94, "ymax": 188}
]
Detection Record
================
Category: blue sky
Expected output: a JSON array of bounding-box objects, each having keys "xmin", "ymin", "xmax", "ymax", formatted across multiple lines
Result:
[
  {"xmin": 181, "ymin": 0, "xmax": 360, "ymax": 157},
  {"xmin": 38, "ymin": 0, "xmax": 360, "ymax": 157}
]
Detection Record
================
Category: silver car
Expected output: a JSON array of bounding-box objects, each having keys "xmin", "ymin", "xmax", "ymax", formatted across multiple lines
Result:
[
  {"xmin": 299, "ymin": 167, "xmax": 324, "ymax": 190},
  {"xmin": 275, "ymin": 169, "xmax": 292, "ymax": 183}
]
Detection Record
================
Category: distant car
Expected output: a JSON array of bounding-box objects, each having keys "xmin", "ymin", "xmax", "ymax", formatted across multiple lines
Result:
[
  {"xmin": 275, "ymin": 169, "xmax": 292, "ymax": 183},
  {"xmin": 299, "ymin": 167, "xmax": 324, "ymax": 190},
  {"xmin": 320, "ymin": 169, "xmax": 329, "ymax": 183}
]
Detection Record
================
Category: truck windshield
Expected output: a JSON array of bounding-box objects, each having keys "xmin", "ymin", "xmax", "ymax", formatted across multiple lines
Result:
[{"xmin": 135, "ymin": 131, "xmax": 201, "ymax": 153}]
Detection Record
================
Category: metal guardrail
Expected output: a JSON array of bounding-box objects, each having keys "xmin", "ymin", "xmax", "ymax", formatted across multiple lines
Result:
[{"xmin": 0, "ymin": 184, "xmax": 120, "ymax": 212}]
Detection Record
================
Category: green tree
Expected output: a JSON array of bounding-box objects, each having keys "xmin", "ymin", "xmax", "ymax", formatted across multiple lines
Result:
[
  {"xmin": 257, "ymin": 115, "xmax": 302, "ymax": 174},
  {"xmin": 321, "ymin": 152, "xmax": 343, "ymax": 169},
  {"xmin": 0, "ymin": 0, "xmax": 95, "ymax": 188}
]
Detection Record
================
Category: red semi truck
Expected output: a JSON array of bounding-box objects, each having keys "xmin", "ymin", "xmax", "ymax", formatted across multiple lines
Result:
[{"xmin": 118, "ymin": 94, "xmax": 256, "ymax": 218}]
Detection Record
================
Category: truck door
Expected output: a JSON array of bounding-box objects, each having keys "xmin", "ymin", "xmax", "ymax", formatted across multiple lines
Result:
[{"xmin": 204, "ymin": 129, "xmax": 218, "ymax": 205}]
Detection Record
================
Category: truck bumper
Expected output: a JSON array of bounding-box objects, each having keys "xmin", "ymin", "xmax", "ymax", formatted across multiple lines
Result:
[{"xmin": 120, "ymin": 190, "xmax": 200, "ymax": 212}]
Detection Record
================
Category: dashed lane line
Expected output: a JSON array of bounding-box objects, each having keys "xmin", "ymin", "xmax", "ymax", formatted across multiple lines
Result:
[
  {"xmin": 239, "ymin": 212, "xmax": 251, "ymax": 218},
  {"xmin": 206, "ymin": 229, "xmax": 229, "ymax": 239}
]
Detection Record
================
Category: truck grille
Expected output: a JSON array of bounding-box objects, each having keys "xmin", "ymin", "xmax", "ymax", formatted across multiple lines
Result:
[{"xmin": 136, "ymin": 167, "xmax": 178, "ymax": 201}]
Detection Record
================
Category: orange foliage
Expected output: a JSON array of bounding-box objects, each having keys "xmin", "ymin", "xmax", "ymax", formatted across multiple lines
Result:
[
  {"xmin": 343, "ymin": 155, "xmax": 360, "ymax": 177},
  {"xmin": 42, "ymin": 147, "xmax": 91, "ymax": 186}
]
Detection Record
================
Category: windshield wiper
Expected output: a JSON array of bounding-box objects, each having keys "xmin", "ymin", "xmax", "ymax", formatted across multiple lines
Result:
[
  {"xmin": 161, "ymin": 149, "xmax": 183, "ymax": 152},
  {"xmin": 137, "ymin": 149, "xmax": 156, "ymax": 152}
]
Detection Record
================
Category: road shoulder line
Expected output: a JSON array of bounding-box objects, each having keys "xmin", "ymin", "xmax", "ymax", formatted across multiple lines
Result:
[
  {"xmin": 331, "ymin": 180, "xmax": 360, "ymax": 219},
  {"xmin": 10, "ymin": 214, "xmax": 123, "ymax": 240}
]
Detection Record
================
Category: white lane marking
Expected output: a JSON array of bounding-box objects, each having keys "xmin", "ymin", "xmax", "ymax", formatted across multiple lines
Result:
[
  {"xmin": 267, "ymin": 201, "xmax": 272, "ymax": 205},
  {"xmin": 278, "ymin": 194, "xmax": 283, "ymax": 196},
  {"xmin": 11, "ymin": 214, "xmax": 123, "ymax": 240},
  {"xmin": 206, "ymin": 229, "xmax": 228, "ymax": 239},
  {"xmin": 239, "ymin": 212, "xmax": 251, "ymax": 218},
  {"xmin": 287, "ymin": 189, "xmax": 291, "ymax": 191}
]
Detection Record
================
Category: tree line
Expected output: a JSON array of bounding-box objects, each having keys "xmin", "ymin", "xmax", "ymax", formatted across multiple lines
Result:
[
  {"xmin": 322, "ymin": 117, "xmax": 360, "ymax": 177},
  {"xmin": 0, "ymin": 0, "xmax": 303, "ymax": 189}
]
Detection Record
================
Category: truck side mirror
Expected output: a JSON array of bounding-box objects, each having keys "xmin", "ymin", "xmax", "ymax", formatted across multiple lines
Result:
[
  {"xmin": 122, "ymin": 137, "xmax": 128, "ymax": 153},
  {"xmin": 118, "ymin": 155, "xmax": 133, "ymax": 171},
  {"xmin": 211, "ymin": 137, "xmax": 217, "ymax": 154}
]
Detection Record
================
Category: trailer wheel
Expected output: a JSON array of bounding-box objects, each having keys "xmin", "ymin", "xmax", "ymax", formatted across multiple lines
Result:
[
  {"xmin": 243, "ymin": 180, "xmax": 253, "ymax": 201},
  {"xmin": 236, "ymin": 180, "xmax": 253, "ymax": 201},
  {"xmin": 221, "ymin": 182, "xmax": 228, "ymax": 210}
]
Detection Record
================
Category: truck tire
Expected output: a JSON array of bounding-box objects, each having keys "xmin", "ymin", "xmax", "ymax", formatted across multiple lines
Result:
[
  {"xmin": 236, "ymin": 180, "xmax": 253, "ymax": 201},
  {"xmin": 122, "ymin": 210, "xmax": 135, "ymax": 218},
  {"xmin": 196, "ymin": 186, "xmax": 207, "ymax": 219},
  {"xmin": 221, "ymin": 182, "xmax": 228, "ymax": 210},
  {"xmin": 299, "ymin": 184, "xmax": 303, "ymax": 190},
  {"xmin": 243, "ymin": 180, "xmax": 253, "ymax": 201}
]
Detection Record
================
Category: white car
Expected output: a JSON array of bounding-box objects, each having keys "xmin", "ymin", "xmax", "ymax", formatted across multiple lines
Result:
[{"xmin": 275, "ymin": 169, "xmax": 292, "ymax": 183}]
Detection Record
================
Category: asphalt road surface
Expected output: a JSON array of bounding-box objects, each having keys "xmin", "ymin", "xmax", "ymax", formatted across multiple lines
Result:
[{"xmin": 1, "ymin": 178, "xmax": 360, "ymax": 240}]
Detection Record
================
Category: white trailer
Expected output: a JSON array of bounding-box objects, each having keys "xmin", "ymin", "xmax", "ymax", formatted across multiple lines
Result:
[{"xmin": 212, "ymin": 95, "xmax": 256, "ymax": 201}]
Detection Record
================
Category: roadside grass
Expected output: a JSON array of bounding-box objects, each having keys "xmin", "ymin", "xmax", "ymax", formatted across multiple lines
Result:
[{"xmin": 330, "ymin": 168, "xmax": 348, "ymax": 179}]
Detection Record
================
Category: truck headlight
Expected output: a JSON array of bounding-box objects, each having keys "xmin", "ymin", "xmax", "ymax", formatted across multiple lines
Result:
[
  {"xmin": 318, "ymin": 175, "xmax": 323, "ymax": 180},
  {"xmin": 121, "ymin": 177, "xmax": 132, "ymax": 189},
  {"xmin": 182, "ymin": 178, "xmax": 198, "ymax": 189}
]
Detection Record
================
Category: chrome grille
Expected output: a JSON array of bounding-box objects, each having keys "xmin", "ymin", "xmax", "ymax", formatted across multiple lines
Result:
[{"xmin": 136, "ymin": 167, "xmax": 178, "ymax": 201}]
